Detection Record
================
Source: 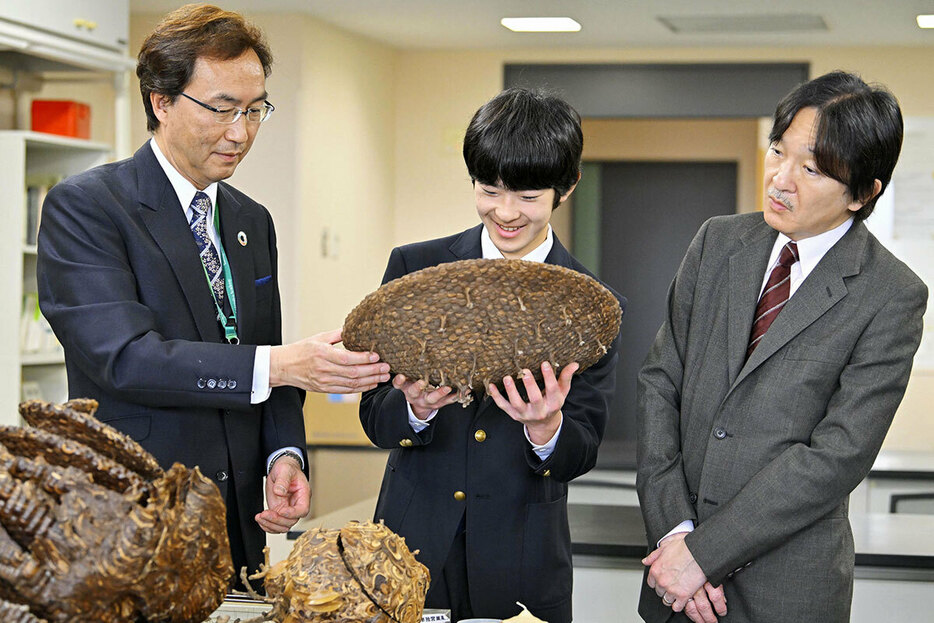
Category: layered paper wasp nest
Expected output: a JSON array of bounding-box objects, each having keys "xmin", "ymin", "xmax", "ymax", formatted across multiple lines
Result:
[
  {"xmin": 343, "ymin": 259, "xmax": 622, "ymax": 405},
  {"xmin": 246, "ymin": 520, "xmax": 429, "ymax": 623},
  {"xmin": 0, "ymin": 399, "xmax": 233, "ymax": 623}
]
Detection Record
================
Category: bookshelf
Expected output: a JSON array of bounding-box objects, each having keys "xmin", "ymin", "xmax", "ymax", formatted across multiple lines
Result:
[
  {"xmin": 0, "ymin": 1, "xmax": 130, "ymax": 424},
  {"xmin": 0, "ymin": 131, "xmax": 111, "ymax": 423}
]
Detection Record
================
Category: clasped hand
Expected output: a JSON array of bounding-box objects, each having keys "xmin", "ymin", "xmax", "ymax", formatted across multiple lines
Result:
[{"xmin": 643, "ymin": 533, "xmax": 727, "ymax": 623}]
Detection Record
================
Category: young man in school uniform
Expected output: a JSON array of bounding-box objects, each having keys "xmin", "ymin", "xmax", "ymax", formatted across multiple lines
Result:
[{"xmin": 360, "ymin": 87, "xmax": 624, "ymax": 622}]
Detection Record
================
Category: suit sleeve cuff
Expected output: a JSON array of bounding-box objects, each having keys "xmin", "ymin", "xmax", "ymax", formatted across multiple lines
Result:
[
  {"xmin": 251, "ymin": 345, "xmax": 271, "ymax": 404},
  {"xmin": 407, "ymin": 401, "xmax": 437, "ymax": 432},
  {"xmin": 267, "ymin": 447, "xmax": 305, "ymax": 473},
  {"xmin": 524, "ymin": 417, "xmax": 563, "ymax": 461}
]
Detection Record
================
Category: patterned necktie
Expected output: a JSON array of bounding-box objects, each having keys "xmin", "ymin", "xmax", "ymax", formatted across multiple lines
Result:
[
  {"xmin": 189, "ymin": 191, "xmax": 225, "ymax": 308},
  {"xmin": 747, "ymin": 241, "xmax": 799, "ymax": 358}
]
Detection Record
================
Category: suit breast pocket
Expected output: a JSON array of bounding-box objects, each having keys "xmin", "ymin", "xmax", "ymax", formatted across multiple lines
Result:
[
  {"xmin": 254, "ymin": 275, "xmax": 273, "ymax": 302},
  {"xmin": 783, "ymin": 343, "xmax": 850, "ymax": 365}
]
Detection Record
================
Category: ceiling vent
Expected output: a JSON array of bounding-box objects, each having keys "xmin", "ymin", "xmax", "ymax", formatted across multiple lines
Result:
[{"xmin": 658, "ymin": 14, "xmax": 828, "ymax": 33}]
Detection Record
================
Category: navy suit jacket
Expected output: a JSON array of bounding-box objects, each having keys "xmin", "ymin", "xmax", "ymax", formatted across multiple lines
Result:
[
  {"xmin": 37, "ymin": 142, "xmax": 306, "ymax": 575},
  {"xmin": 359, "ymin": 225, "xmax": 625, "ymax": 623}
]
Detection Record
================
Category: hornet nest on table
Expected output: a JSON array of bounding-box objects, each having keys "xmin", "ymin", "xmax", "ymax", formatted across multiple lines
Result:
[
  {"xmin": 238, "ymin": 519, "xmax": 429, "ymax": 623},
  {"xmin": 343, "ymin": 258, "xmax": 622, "ymax": 406},
  {"xmin": 0, "ymin": 399, "xmax": 233, "ymax": 623}
]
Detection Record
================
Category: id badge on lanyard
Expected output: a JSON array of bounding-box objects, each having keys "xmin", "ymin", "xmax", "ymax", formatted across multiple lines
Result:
[{"xmin": 198, "ymin": 205, "xmax": 239, "ymax": 344}]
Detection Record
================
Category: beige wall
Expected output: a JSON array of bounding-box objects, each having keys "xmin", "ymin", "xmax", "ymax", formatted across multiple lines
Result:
[
  {"xmin": 886, "ymin": 370, "xmax": 934, "ymax": 451},
  {"xmin": 294, "ymin": 17, "xmax": 396, "ymax": 334},
  {"xmin": 310, "ymin": 448, "xmax": 388, "ymax": 517},
  {"xmin": 392, "ymin": 45, "xmax": 934, "ymax": 247},
  {"xmin": 582, "ymin": 118, "xmax": 760, "ymax": 213}
]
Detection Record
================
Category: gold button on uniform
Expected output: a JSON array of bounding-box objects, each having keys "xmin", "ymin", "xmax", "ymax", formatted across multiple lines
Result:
[
  {"xmin": 453, "ymin": 490, "xmax": 466, "ymax": 501},
  {"xmin": 474, "ymin": 429, "xmax": 487, "ymax": 442},
  {"xmin": 542, "ymin": 469, "xmax": 551, "ymax": 477},
  {"xmin": 399, "ymin": 438, "xmax": 413, "ymax": 447}
]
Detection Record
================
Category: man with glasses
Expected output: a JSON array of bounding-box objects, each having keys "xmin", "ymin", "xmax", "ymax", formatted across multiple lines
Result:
[{"xmin": 36, "ymin": 4, "xmax": 389, "ymax": 588}]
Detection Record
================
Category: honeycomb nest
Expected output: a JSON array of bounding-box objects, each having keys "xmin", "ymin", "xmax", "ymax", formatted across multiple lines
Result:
[
  {"xmin": 259, "ymin": 520, "xmax": 429, "ymax": 623},
  {"xmin": 343, "ymin": 259, "xmax": 621, "ymax": 404},
  {"xmin": 0, "ymin": 399, "xmax": 233, "ymax": 623}
]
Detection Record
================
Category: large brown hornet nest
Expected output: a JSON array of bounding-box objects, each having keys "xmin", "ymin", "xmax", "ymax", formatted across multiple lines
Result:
[
  {"xmin": 343, "ymin": 258, "xmax": 622, "ymax": 405},
  {"xmin": 243, "ymin": 520, "xmax": 429, "ymax": 623},
  {"xmin": 0, "ymin": 399, "xmax": 233, "ymax": 623}
]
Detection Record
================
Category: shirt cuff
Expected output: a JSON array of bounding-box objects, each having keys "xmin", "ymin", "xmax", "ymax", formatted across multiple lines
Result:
[
  {"xmin": 658, "ymin": 519, "xmax": 695, "ymax": 548},
  {"xmin": 266, "ymin": 447, "xmax": 305, "ymax": 473},
  {"xmin": 407, "ymin": 401, "xmax": 438, "ymax": 432},
  {"xmin": 251, "ymin": 345, "xmax": 271, "ymax": 404},
  {"xmin": 524, "ymin": 417, "xmax": 563, "ymax": 461}
]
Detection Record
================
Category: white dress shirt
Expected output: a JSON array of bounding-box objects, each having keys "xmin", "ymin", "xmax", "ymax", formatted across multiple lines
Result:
[{"xmin": 407, "ymin": 224, "xmax": 563, "ymax": 460}]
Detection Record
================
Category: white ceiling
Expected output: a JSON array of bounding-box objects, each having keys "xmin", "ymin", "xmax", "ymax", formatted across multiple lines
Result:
[{"xmin": 129, "ymin": 0, "xmax": 934, "ymax": 49}]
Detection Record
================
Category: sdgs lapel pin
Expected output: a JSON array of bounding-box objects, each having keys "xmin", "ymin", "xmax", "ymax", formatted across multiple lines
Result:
[{"xmin": 237, "ymin": 231, "xmax": 248, "ymax": 246}]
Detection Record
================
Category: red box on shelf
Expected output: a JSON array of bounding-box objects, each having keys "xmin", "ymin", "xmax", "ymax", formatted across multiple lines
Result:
[{"xmin": 31, "ymin": 100, "xmax": 91, "ymax": 139}]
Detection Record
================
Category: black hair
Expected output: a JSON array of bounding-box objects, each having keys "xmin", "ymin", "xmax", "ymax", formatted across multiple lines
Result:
[
  {"xmin": 769, "ymin": 70, "xmax": 903, "ymax": 221},
  {"xmin": 463, "ymin": 88, "xmax": 582, "ymax": 209},
  {"xmin": 137, "ymin": 4, "xmax": 273, "ymax": 132}
]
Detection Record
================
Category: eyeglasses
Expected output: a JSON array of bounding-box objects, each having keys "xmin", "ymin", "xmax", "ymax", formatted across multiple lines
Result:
[{"xmin": 179, "ymin": 92, "xmax": 275, "ymax": 124}]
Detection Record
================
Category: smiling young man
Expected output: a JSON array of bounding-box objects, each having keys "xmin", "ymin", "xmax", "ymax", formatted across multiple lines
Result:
[
  {"xmin": 359, "ymin": 88, "xmax": 624, "ymax": 622},
  {"xmin": 636, "ymin": 71, "xmax": 927, "ymax": 623},
  {"xmin": 37, "ymin": 4, "xmax": 389, "ymax": 589}
]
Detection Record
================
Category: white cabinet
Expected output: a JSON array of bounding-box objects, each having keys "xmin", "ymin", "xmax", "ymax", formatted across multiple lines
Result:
[
  {"xmin": 0, "ymin": 0, "xmax": 128, "ymax": 52},
  {"xmin": 0, "ymin": 0, "xmax": 132, "ymax": 156},
  {"xmin": 0, "ymin": 131, "xmax": 111, "ymax": 424}
]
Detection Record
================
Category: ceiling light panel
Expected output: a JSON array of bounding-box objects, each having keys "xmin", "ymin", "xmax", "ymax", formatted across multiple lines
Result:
[
  {"xmin": 658, "ymin": 14, "xmax": 827, "ymax": 34},
  {"xmin": 501, "ymin": 17, "xmax": 581, "ymax": 33}
]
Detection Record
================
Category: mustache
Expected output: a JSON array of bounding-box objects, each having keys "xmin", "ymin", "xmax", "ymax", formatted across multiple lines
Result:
[{"xmin": 768, "ymin": 189, "xmax": 793, "ymax": 210}]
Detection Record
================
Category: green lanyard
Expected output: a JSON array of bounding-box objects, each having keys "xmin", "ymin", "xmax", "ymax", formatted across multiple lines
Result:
[{"xmin": 197, "ymin": 203, "xmax": 239, "ymax": 344}]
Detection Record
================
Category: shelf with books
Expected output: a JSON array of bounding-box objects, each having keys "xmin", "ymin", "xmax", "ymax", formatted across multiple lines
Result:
[{"xmin": 0, "ymin": 131, "xmax": 111, "ymax": 423}]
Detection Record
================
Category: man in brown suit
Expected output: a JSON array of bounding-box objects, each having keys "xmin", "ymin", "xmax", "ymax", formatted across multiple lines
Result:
[{"xmin": 637, "ymin": 71, "xmax": 927, "ymax": 622}]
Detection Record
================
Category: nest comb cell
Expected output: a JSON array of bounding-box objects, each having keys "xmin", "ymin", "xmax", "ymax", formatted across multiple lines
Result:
[{"xmin": 343, "ymin": 259, "xmax": 621, "ymax": 406}]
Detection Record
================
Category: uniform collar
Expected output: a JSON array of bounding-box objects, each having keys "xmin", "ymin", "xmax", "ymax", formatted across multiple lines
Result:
[{"xmin": 480, "ymin": 224, "xmax": 554, "ymax": 262}]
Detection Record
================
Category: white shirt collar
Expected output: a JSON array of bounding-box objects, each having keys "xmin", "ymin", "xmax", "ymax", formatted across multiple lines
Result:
[
  {"xmin": 149, "ymin": 137, "xmax": 218, "ymax": 215},
  {"xmin": 480, "ymin": 224, "xmax": 554, "ymax": 262},
  {"xmin": 767, "ymin": 217, "xmax": 853, "ymax": 279}
]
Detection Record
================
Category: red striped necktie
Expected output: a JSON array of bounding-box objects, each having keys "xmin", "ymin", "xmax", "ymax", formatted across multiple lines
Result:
[{"xmin": 747, "ymin": 241, "xmax": 799, "ymax": 358}]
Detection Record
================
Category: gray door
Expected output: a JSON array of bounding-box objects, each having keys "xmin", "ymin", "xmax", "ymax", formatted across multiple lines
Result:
[{"xmin": 597, "ymin": 161, "xmax": 737, "ymax": 468}]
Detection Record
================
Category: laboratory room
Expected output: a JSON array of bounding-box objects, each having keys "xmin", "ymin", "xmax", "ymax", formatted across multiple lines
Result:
[{"xmin": 1, "ymin": 1, "xmax": 932, "ymax": 622}]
